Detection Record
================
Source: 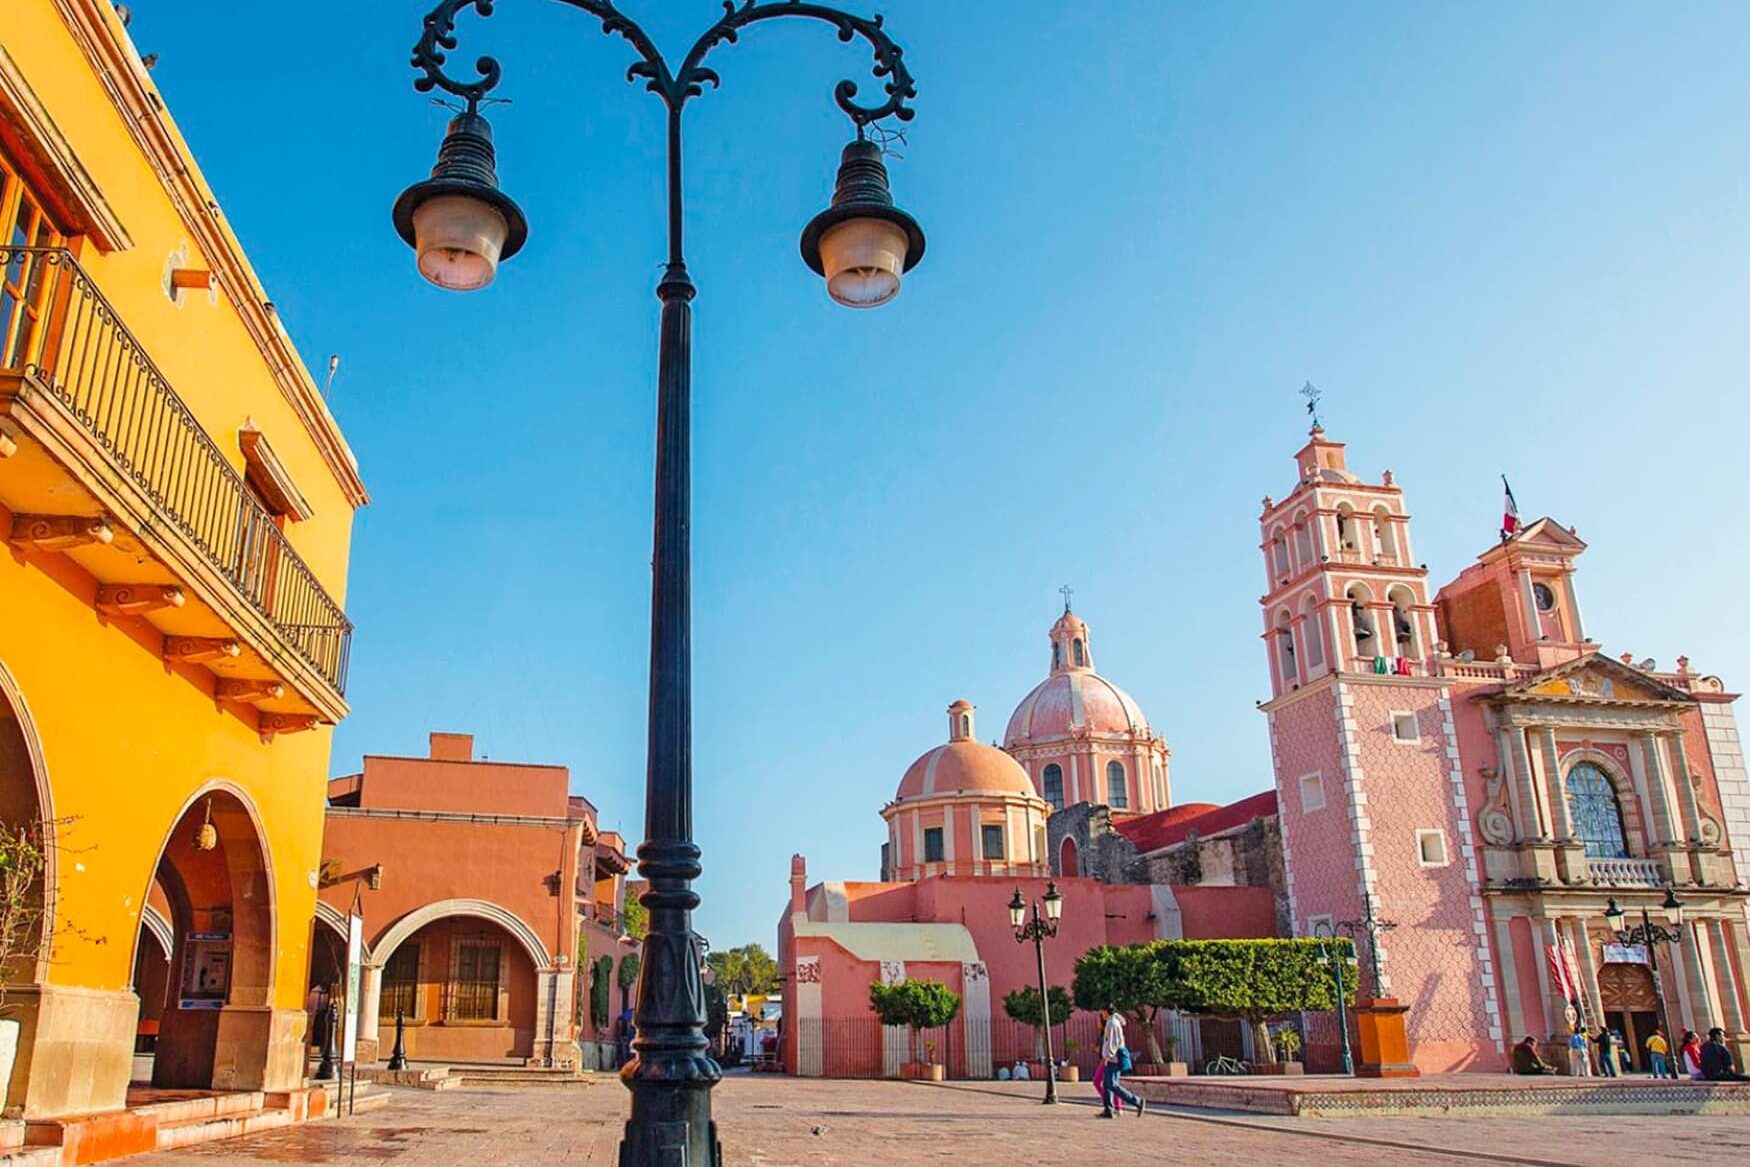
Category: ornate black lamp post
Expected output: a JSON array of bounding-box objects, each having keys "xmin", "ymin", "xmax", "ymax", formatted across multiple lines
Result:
[
  {"xmin": 1009, "ymin": 882, "xmax": 1064, "ymax": 1104},
  {"xmin": 1335, "ymin": 888, "xmax": 1397, "ymax": 1000},
  {"xmin": 391, "ymin": 4, "xmax": 924, "ymax": 1163},
  {"xmin": 1312, "ymin": 921, "xmax": 1355, "ymax": 1076},
  {"xmin": 1604, "ymin": 886, "xmax": 1685, "ymax": 1080},
  {"xmin": 313, "ymin": 1001, "xmax": 338, "ymax": 1081}
]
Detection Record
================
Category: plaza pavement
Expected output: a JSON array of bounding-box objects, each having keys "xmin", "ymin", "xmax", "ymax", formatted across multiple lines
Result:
[{"xmin": 135, "ymin": 1075, "xmax": 1750, "ymax": 1166}]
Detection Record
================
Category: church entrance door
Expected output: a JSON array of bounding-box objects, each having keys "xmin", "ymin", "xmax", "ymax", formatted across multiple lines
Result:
[{"xmin": 1597, "ymin": 961, "xmax": 1659, "ymax": 1071}]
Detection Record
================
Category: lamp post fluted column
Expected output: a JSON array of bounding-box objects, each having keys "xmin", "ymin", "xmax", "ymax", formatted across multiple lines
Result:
[{"xmin": 392, "ymin": 4, "xmax": 925, "ymax": 1163}]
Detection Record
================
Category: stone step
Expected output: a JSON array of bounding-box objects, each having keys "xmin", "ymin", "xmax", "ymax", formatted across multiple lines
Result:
[
  {"xmin": 0, "ymin": 1146, "xmax": 59, "ymax": 1167},
  {"xmin": 0, "ymin": 1120, "xmax": 23, "ymax": 1153},
  {"xmin": 126, "ymin": 1091, "xmax": 265, "ymax": 1126},
  {"xmin": 155, "ymin": 1108, "xmax": 293, "ymax": 1152}
]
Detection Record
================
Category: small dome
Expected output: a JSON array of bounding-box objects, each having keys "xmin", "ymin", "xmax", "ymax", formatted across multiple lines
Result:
[{"xmin": 896, "ymin": 701, "xmax": 1036, "ymax": 801}]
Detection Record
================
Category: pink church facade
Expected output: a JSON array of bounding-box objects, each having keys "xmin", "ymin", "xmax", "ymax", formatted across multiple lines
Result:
[{"xmin": 1261, "ymin": 428, "xmax": 1750, "ymax": 1072}]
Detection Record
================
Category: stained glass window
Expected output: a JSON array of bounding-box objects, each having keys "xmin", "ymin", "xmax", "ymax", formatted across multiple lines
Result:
[{"xmin": 1565, "ymin": 762, "xmax": 1629, "ymax": 859}]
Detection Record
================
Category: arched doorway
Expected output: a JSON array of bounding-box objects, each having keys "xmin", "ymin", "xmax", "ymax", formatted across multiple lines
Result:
[
  {"xmin": 371, "ymin": 908, "xmax": 546, "ymax": 1063},
  {"xmin": 132, "ymin": 788, "xmax": 275, "ymax": 1090},
  {"xmin": 1059, "ymin": 837, "xmax": 1079, "ymax": 878},
  {"xmin": 1598, "ymin": 961, "xmax": 1660, "ymax": 1071}
]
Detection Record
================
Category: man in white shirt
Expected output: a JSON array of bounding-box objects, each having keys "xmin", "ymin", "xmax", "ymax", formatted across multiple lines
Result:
[{"xmin": 1098, "ymin": 1008, "xmax": 1144, "ymax": 1118}]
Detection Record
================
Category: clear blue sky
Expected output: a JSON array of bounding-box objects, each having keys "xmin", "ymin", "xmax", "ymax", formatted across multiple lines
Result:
[{"xmin": 144, "ymin": 2, "xmax": 1748, "ymax": 951}]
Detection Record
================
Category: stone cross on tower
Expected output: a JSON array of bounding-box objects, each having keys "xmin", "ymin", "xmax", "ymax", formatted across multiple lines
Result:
[{"xmin": 1059, "ymin": 584, "xmax": 1074, "ymax": 613}]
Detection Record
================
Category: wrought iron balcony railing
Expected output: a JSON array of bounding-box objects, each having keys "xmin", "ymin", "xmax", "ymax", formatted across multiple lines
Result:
[{"xmin": 0, "ymin": 247, "xmax": 351, "ymax": 694}]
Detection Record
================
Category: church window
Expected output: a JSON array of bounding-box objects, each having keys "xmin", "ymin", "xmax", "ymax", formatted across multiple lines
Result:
[
  {"xmin": 1052, "ymin": 641, "xmax": 1062, "ymax": 671},
  {"xmin": 981, "ymin": 824, "xmax": 1006, "ymax": 860},
  {"xmin": 448, "ymin": 938, "xmax": 501, "ymax": 1021},
  {"xmin": 1416, "ymin": 829, "xmax": 1449, "ymax": 867},
  {"xmin": 1533, "ymin": 582, "xmax": 1557, "ymax": 612},
  {"xmin": 1298, "ymin": 772, "xmax": 1325, "ymax": 813},
  {"xmin": 923, "ymin": 827, "xmax": 945, "ymax": 863},
  {"xmin": 1072, "ymin": 638, "xmax": 1085, "ymax": 668},
  {"xmin": 382, "ymin": 942, "xmax": 421, "ymax": 1020},
  {"xmin": 1106, "ymin": 761, "xmax": 1128, "ymax": 810},
  {"xmin": 1042, "ymin": 764, "xmax": 1064, "ymax": 811},
  {"xmin": 1565, "ymin": 763, "xmax": 1630, "ymax": 859}
]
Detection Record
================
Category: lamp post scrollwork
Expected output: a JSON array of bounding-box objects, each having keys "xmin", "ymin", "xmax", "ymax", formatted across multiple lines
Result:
[
  {"xmin": 1604, "ymin": 886, "xmax": 1685, "ymax": 1080},
  {"xmin": 1009, "ymin": 883, "xmax": 1065, "ymax": 1105}
]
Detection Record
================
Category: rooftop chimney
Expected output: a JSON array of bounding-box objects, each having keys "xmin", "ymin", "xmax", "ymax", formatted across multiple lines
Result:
[{"xmin": 429, "ymin": 732, "xmax": 474, "ymax": 762}]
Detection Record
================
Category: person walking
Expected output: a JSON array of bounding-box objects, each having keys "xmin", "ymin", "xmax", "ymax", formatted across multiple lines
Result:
[
  {"xmin": 1097, "ymin": 1008, "xmax": 1144, "ymax": 1119},
  {"xmin": 1645, "ymin": 1028, "xmax": 1670, "ymax": 1079},
  {"xmin": 1567, "ymin": 1028, "xmax": 1592, "ymax": 1077},
  {"xmin": 1594, "ymin": 1026, "xmax": 1617, "ymax": 1077},
  {"xmin": 1699, "ymin": 1028, "xmax": 1750, "ymax": 1082},
  {"xmin": 1679, "ymin": 1029, "xmax": 1705, "ymax": 1080}
]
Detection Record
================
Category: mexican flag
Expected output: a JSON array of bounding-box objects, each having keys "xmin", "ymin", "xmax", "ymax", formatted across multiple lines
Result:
[{"xmin": 1501, "ymin": 476, "xmax": 1521, "ymax": 541}]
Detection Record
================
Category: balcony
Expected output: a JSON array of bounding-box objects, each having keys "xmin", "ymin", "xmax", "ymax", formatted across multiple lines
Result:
[
  {"xmin": 0, "ymin": 247, "xmax": 349, "ymax": 730},
  {"xmin": 1584, "ymin": 856, "xmax": 1666, "ymax": 888}
]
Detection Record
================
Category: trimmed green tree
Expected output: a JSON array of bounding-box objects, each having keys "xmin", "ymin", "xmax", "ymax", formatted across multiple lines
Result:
[
  {"xmin": 1001, "ymin": 985, "xmax": 1073, "ymax": 1061},
  {"xmin": 1157, "ymin": 938, "xmax": 1356, "ymax": 1063},
  {"xmin": 590, "ymin": 955, "xmax": 613, "ymax": 1028},
  {"xmin": 617, "ymin": 951, "xmax": 643, "ymax": 1012},
  {"xmin": 869, "ymin": 978, "xmax": 961, "ymax": 1066},
  {"xmin": 1071, "ymin": 942, "xmax": 1173, "ymax": 1064}
]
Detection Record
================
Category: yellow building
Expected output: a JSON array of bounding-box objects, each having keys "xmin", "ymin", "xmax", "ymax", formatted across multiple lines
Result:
[{"xmin": 0, "ymin": 0, "xmax": 364, "ymax": 1118}]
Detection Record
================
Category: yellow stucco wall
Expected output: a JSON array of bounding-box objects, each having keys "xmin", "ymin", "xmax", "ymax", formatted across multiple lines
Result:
[{"xmin": 0, "ymin": 0, "xmax": 362, "ymax": 1094}]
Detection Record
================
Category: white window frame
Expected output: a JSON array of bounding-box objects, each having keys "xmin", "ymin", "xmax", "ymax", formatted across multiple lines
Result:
[
  {"xmin": 1298, "ymin": 772, "xmax": 1325, "ymax": 813},
  {"xmin": 1390, "ymin": 711, "xmax": 1420, "ymax": 744},
  {"xmin": 1416, "ymin": 828, "xmax": 1450, "ymax": 868}
]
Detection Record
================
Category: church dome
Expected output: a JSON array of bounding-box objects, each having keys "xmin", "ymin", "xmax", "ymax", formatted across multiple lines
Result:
[
  {"xmin": 895, "ymin": 700, "xmax": 1036, "ymax": 801},
  {"xmin": 1003, "ymin": 606, "xmax": 1154, "ymax": 746}
]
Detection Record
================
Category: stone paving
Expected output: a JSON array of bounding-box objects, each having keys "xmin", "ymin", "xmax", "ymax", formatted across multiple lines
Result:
[{"xmin": 137, "ymin": 1075, "xmax": 1750, "ymax": 1167}]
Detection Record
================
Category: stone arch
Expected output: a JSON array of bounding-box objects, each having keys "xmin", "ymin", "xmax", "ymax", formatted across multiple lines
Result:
[
  {"xmin": 1058, "ymin": 836, "xmax": 1080, "ymax": 878},
  {"xmin": 139, "ymin": 903, "xmax": 174, "ymax": 958},
  {"xmin": 129, "ymin": 780, "xmax": 278, "ymax": 1005},
  {"xmin": 313, "ymin": 900, "xmax": 374, "ymax": 964},
  {"xmin": 0, "ymin": 656, "xmax": 55, "ymax": 980},
  {"xmin": 373, "ymin": 899, "xmax": 554, "ymax": 972}
]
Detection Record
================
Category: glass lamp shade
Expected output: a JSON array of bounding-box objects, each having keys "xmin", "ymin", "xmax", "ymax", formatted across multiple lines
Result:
[
  {"xmin": 1043, "ymin": 881, "xmax": 1063, "ymax": 922},
  {"xmin": 1661, "ymin": 887, "xmax": 1685, "ymax": 926},
  {"xmin": 818, "ymin": 217, "xmax": 909, "ymax": 308},
  {"xmin": 1602, "ymin": 898, "xmax": 1624, "ymax": 923},
  {"xmin": 1008, "ymin": 889, "xmax": 1027, "ymax": 929},
  {"xmin": 413, "ymin": 195, "xmax": 510, "ymax": 292}
]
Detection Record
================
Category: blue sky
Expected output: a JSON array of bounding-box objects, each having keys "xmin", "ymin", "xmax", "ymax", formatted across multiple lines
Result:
[{"xmin": 145, "ymin": 2, "xmax": 1748, "ymax": 950}]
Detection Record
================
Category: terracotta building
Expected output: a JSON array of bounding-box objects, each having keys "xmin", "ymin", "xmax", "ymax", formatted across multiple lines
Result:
[
  {"xmin": 314, "ymin": 733, "xmax": 635, "ymax": 1066},
  {"xmin": 1258, "ymin": 426, "xmax": 1750, "ymax": 1072},
  {"xmin": 1, "ymin": 0, "xmax": 362, "ymax": 1128}
]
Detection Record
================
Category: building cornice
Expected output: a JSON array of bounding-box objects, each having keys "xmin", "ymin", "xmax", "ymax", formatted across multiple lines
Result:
[{"xmin": 49, "ymin": 0, "xmax": 368, "ymax": 507}]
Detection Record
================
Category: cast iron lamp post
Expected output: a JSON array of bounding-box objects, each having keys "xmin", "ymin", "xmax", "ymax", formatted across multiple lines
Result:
[
  {"xmin": 1311, "ymin": 921, "xmax": 1355, "ymax": 1076},
  {"xmin": 1334, "ymin": 888, "xmax": 1397, "ymax": 1000},
  {"xmin": 1009, "ymin": 882, "xmax": 1064, "ymax": 1104},
  {"xmin": 392, "ymin": 4, "xmax": 925, "ymax": 1163},
  {"xmin": 1604, "ymin": 886, "xmax": 1685, "ymax": 1080}
]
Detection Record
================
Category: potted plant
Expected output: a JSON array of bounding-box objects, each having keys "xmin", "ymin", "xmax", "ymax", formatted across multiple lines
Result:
[
  {"xmin": 1057, "ymin": 1039, "xmax": 1082, "ymax": 1083},
  {"xmin": 1001, "ymin": 984, "xmax": 1075, "ymax": 1082},
  {"xmin": 1261, "ymin": 1024, "xmax": 1305, "ymax": 1076},
  {"xmin": 0, "ymin": 825, "xmax": 48, "ymax": 1103},
  {"xmin": 869, "ymin": 978, "xmax": 960, "ymax": 1082},
  {"xmin": 1156, "ymin": 1030, "xmax": 1189, "ymax": 1077}
]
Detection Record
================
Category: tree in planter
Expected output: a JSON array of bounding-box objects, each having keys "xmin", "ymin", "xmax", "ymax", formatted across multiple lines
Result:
[
  {"xmin": 617, "ymin": 952, "xmax": 642, "ymax": 1013},
  {"xmin": 1157, "ymin": 938, "xmax": 1355, "ymax": 1064},
  {"xmin": 1071, "ymin": 942, "xmax": 1173, "ymax": 1065},
  {"xmin": 868, "ymin": 979, "xmax": 960, "ymax": 1067},
  {"xmin": 1001, "ymin": 984, "xmax": 1073, "ymax": 1062}
]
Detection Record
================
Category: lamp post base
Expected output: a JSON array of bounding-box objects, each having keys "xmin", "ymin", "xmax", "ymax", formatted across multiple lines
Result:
[
  {"xmin": 1352, "ymin": 998, "xmax": 1419, "ymax": 1079},
  {"xmin": 618, "ymin": 1077, "xmax": 721, "ymax": 1167}
]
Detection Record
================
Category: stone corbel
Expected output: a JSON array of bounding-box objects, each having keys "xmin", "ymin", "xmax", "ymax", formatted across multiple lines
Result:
[
  {"xmin": 258, "ymin": 713, "xmax": 320, "ymax": 744},
  {"xmin": 96, "ymin": 583, "xmax": 185, "ymax": 617},
  {"xmin": 216, "ymin": 678, "xmax": 284, "ymax": 706},
  {"xmin": 0, "ymin": 422, "xmax": 17, "ymax": 459},
  {"xmin": 10, "ymin": 514, "xmax": 114, "ymax": 551},
  {"xmin": 165, "ymin": 636, "xmax": 241, "ymax": 664}
]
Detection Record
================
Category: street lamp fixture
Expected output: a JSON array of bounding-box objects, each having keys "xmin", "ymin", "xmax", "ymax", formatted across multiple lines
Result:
[
  {"xmin": 1603, "ymin": 886, "xmax": 1685, "ymax": 1080},
  {"xmin": 392, "ymin": 3, "xmax": 923, "ymax": 1163},
  {"xmin": 1011, "ymin": 881, "xmax": 1064, "ymax": 1105}
]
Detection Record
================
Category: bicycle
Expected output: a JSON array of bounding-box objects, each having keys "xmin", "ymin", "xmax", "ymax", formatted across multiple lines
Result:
[{"xmin": 1204, "ymin": 1054, "xmax": 1252, "ymax": 1075}]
